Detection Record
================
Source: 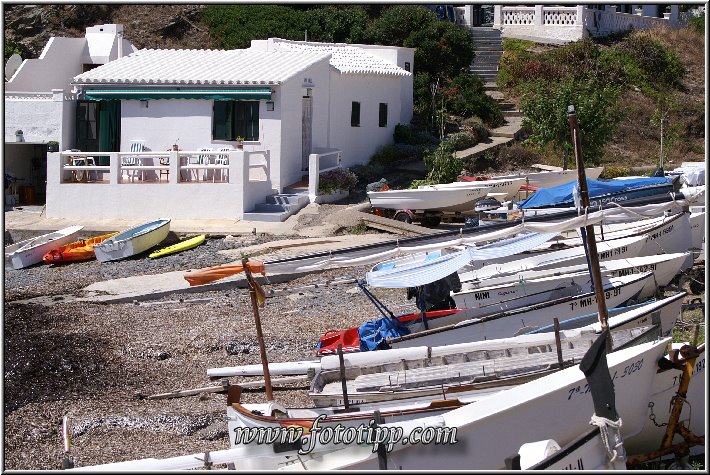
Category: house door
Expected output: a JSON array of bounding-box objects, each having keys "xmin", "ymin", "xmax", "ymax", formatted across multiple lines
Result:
[
  {"xmin": 302, "ymin": 96, "xmax": 312, "ymax": 171},
  {"xmin": 75, "ymin": 100, "xmax": 100, "ymax": 152},
  {"xmin": 98, "ymin": 101, "xmax": 120, "ymax": 165}
]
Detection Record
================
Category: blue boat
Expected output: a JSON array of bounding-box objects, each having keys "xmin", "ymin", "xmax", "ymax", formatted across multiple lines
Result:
[{"xmin": 518, "ymin": 177, "xmax": 676, "ymax": 210}]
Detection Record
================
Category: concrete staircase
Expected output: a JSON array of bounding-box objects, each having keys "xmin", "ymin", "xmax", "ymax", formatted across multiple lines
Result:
[
  {"xmin": 469, "ymin": 27, "xmax": 503, "ymax": 83},
  {"xmin": 242, "ymin": 186, "xmax": 310, "ymax": 222}
]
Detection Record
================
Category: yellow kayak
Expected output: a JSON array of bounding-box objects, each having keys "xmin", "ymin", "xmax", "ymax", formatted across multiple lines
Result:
[{"xmin": 149, "ymin": 234, "xmax": 206, "ymax": 259}]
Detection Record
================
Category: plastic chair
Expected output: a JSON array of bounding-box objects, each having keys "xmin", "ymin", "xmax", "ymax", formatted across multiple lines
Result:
[
  {"xmin": 214, "ymin": 147, "xmax": 232, "ymax": 182},
  {"xmin": 68, "ymin": 149, "xmax": 95, "ymax": 182},
  {"xmin": 122, "ymin": 140, "xmax": 145, "ymax": 182},
  {"xmin": 188, "ymin": 148, "xmax": 212, "ymax": 181},
  {"xmin": 159, "ymin": 157, "xmax": 170, "ymax": 182}
]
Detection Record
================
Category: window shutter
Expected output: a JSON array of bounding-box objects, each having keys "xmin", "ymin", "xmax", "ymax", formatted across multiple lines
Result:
[
  {"xmin": 351, "ymin": 101, "xmax": 360, "ymax": 127},
  {"xmin": 379, "ymin": 103, "xmax": 388, "ymax": 127}
]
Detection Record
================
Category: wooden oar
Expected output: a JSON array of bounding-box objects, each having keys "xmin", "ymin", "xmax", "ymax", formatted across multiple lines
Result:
[{"xmin": 135, "ymin": 375, "xmax": 311, "ymax": 401}]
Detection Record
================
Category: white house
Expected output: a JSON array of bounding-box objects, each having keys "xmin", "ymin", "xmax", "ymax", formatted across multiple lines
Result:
[
  {"xmin": 42, "ymin": 37, "xmax": 414, "ymax": 221},
  {"xmin": 4, "ymin": 24, "xmax": 136, "ymax": 206}
]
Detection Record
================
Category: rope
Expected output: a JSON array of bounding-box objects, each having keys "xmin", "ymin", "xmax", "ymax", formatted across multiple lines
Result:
[{"xmin": 589, "ymin": 414, "xmax": 625, "ymax": 463}]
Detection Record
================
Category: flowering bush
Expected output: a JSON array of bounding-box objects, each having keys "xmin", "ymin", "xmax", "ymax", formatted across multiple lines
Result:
[{"xmin": 318, "ymin": 167, "xmax": 358, "ymax": 194}]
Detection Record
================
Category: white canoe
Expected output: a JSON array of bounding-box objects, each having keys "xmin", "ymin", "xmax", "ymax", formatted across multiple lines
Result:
[
  {"xmin": 94, "ymin": 218, "xmax": 171, "ymax": 262},
  {"xmin": 4, "ymin": 225, "xmax": 84, "ymax": 270}
]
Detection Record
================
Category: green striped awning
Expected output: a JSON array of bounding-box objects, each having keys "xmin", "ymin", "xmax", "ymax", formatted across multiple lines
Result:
[{"xmin": 84, "ymin": 88, "xmax": 272, "ymax": 101}]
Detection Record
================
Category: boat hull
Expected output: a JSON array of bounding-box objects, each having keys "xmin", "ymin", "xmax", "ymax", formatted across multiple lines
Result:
[
  {"xmin": 5, "ymin": 225, "xmax": 84, "ymax": 270},
  {"xmin": 149, "ymin": 234, "xmax": 205, "ymax": 259},
  {"xmin": 42, "ymin": 232, "xmax": 118, "ymax": 264},
  {"xmin": 94, "ymin": 219, "xmax": 171, "ymax": 262}
]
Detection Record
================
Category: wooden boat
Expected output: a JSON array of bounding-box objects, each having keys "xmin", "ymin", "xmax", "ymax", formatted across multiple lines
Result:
[
  {"xmin": 93, "ymin": 218, "xmax": 171, "ymax": 262},
  {"xmin": 42, "ymin": 232, "xmax": 118, "ymax": 264},
  {"xmin": 149, "ymin": 234, "xmax": 205, "ymax": 259},
  {"xmin": 4, "ymin": 225, "xmax": 84, "ymax": 270}
]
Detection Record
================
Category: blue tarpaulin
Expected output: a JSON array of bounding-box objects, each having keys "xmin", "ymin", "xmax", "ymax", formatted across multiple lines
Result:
[
  {"xmin": 518, "ymin": 177, "xmax": 673, "ymax": 209},
  {"xmin": 358, "ymin": 317, "xmax": 411, "ymax": 352}
]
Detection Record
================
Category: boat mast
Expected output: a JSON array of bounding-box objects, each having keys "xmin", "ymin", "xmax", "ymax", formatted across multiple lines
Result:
[
  {"xmin": 567, "ymin": 105, "xmax": 611, "ymax": 352},
  {"xmin": 242, "ymin": 257, "xmax": 274, "ymax": 401}
]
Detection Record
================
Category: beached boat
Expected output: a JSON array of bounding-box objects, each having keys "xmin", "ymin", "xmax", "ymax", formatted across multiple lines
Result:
[
  {"xmin": 224, "ymin": 337, "xmax": 668, "ymax": 470},
  {"xmin": 208, "ymin": 292, "xmax": 683, "ymax": 381},
  {"xmin": 388, "ymin": 272, "xmax": 652, "ymax": 349},
  {"xmin": 94, "ymin": 218, "xmax": 171, "ymax": 262},
  {"xmin": 42, "ymin": 232, "xmax": 118, "ymax": 264},
  {"xmin": 518, "ymin": 176, "xmax": 677, "ymax": 210},
  {"xmin": 5, "ymin": 225, "xmax": 84, "ymax": 270},
  {"xmin": 459, "ymin": 166, "xmax": 605, "ymax": 195},
  {"xmin": 367, "ymin": 178, "xmax": 524, "ymax": 212},
  {"xmin": 149, "ymin": 234, "xmax": 205, "ymax": 259}
]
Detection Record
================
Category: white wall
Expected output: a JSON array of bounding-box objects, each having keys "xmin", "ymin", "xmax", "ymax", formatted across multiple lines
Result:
[
  {"xmin": 120, "ymin": 99, "xmax": 214, "ymax": 153},
  {"xmin": 4, "ymin": 96, "xmax": 63, "ymax": 143},
  {"xmin": 5, "ymin": 37, "xmax": 87, "ymax": 92},
  {"xmin": 328, "ymin": 73, "xmax": 402, "ymax": 169}
]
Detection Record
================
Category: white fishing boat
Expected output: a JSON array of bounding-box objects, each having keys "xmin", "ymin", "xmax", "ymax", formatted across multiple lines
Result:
[
  {"xmin": 389, "ymin": 272, "xmax": 652, "ymax": 349},
  {"xmin": 207, "ymin": 293, "xmax": 683, "ymax": 381},
  {"xmin": 367, "ymin": 178, "xmax": 524, "ymax": 212},
  {"xmin": 460, "ymin": 252, "xmax": 690, "ymax": 302},
  {"xmin": 93, "ymin": 218, "xmax": 171, "ymax": 262},
  {"xmin": 245, "ymin": 337, "xmax": 669, "ymax": 470},
  {"xmin": 623, "ymin": 342, "xmax": 706, "ymax": 458},
  {"xmin": 490, "ymin": 166, "xmax": 605, "ymax": 190},
  {"xmin": 4, "ymin": 225, "xmax": 84, "ymax": 270}
]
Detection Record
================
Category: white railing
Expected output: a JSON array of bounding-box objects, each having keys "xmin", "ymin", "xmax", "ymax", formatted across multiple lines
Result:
[
  {"xmin": 585, "ymin": 9, "xmax": 670, "ymax": 37},
  {"xmin": 544, "ymin": 7, "xmax": 579, "ymax": 26},
  {"xmin": 495, "ymin": 5, "xmax": 672, "ymax": 44},
  {"xmin": 50, "ymin": 149, "xmax": 274, "ymax": 220},
  {"xmin": 308, "ymin": 148, "xmax": 343, "ymax": 203},
  {"xmin": 501, "ymin": 6, "xmax": 535, "ymax": 26},
  {"xmin": 59, "ymin": 150, "xmax": 242, "ymax": 184}
]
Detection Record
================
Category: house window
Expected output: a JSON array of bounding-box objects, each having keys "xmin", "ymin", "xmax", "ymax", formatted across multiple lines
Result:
[
  {"xmin": 351, "ymin": 101, "xmax": 360, "ymax": 127},
  {"xmin": 213, "ymin": 101, "xmax": 260, "ymax": 141},
  {"xmin": 404, "ymin": 62, "xmax": 411, "ymax": 72},
  {"xmin": 379, "ymin": 103, "xmax": 388, "ymax": 127}
]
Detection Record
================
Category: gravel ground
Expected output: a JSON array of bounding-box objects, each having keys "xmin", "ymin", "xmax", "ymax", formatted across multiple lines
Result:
[
  {"xmin": 3, "ymin": 208, "xmax": 416, "ymax": 470},
  {"xmin": 4, "ymin": 205, "xmax": 705, "ymax": 470}
]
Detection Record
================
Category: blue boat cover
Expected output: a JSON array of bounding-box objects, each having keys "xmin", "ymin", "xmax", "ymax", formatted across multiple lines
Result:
[
  {"xmin": 518, "ymin": 177, "xmax": 672, "ymax": 209},
  {"xmin": 358, "ymin": 316, "xmax": 411, "ymax": 352}
]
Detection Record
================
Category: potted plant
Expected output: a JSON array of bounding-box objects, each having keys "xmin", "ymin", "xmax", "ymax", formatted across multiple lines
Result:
[
  {"xmin": 47, "ymin": 141, "xmax": 59, "ymax": 152},
  {"xmin": 235, "ymin": 136, "xmax": 245, "ymax": 149}
]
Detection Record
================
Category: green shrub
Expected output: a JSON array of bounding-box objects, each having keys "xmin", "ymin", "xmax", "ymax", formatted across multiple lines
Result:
[
  {"xmin": 688, "ymin": 14, "xmax": 704, "ymax": 35},
  {"xmin": 408, "ymin": 178, "xmax": 435, "ymax": 189},
  {"xmin": 393, "ymin": 124, "xmax": 435, "ymax": 145},
  {"xmin": 423, "ymin": 141, "xmax": 462, "ymax": 184},
  {"xmin": 616, "ymin": 35, "xmax": 685, "ymax": 88},
  {"xmin": 350, "ymin": 164, "xmax": 386, "ymax": 187},
  {"xmin": 444, "ymin": 131, "xmax": 478, "ymax": 151},
  {"xmin": 496, "ymin": 143, "xmax": 541, "ymax": 170},
  {"xmin": 462, "ymin": 149, "xmax": 496, "ymax": 174},
  {"xmin": 318, "ymin": 167, "xmax": 358, "ymax": 194},
  {"xmin": 369, "ymin": 144, "xmax": 423, "ymax": 167},
  {"xmin": 502, "ymin": 38, "xmax": 535, "ymax": 54},
  {"xmin": 599, "ymin": 165, "xmax": 631, "ymax": 179},
  {"xmin": 448, "ymin": 75, "xmax": 504, "ymax": 128},
  {"xmin": 461, "ymin": 116, "xmax": 490, "ymax": 142}
]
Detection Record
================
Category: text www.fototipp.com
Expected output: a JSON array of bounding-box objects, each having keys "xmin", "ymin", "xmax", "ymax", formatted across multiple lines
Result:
[{"xmin": 234, "ymin": 415, "xmax": 458, "ymax": 455}]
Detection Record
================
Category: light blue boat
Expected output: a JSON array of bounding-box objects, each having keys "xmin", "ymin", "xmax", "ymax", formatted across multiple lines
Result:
[{"xmin": 94, "ymin": 218, "xmax": 171, "ymax": 262}]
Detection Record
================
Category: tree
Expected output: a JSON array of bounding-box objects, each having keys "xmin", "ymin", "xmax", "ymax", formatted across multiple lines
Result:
[{"xmin": 520, "ymin": 79, "xmax": 623, "ymax": 166}]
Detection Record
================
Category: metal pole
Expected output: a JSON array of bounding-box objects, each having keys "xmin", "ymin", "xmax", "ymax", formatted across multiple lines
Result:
[
  {"xmin": 242, "ymin": 257, "xmax": 273, "ymax": 401},
  {"xmin": 567, "ymin": 105, "xmax": 611, "ymax": 353}
]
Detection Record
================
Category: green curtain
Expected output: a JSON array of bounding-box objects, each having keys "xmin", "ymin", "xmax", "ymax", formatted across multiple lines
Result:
[{"xmin": 98, "ymin": 101, "xmax": 120, "ymax": 165}]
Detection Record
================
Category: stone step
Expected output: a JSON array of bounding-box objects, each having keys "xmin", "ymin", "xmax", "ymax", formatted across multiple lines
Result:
[
  {"xmin": 265, "ymin": 193, "xmax": 309, "ymax": 206},
  {"xmin": 490, "ymin": 116, "xmax": 524, "ymax": 139},
  {"xmin": 502, "ymin": 109, "xmax": 524, "ymax": 118},
  {"xmin": 454, "ymin": 135, "xmax": 514, "ymax": 161},
  {"xmin": 484, "ymin": 90, "xmax": 505, "ymax": 101},
  {"xmin": 498, "ymin": 102, "xmax": 517, "ymax": 110},
  {"xmin": 241, "ymin": 211, "xmax": 289, "ymax": 223},
  {"xmin": 483, "ymin": 82, "xmax": 498, "ymax": 90}
]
